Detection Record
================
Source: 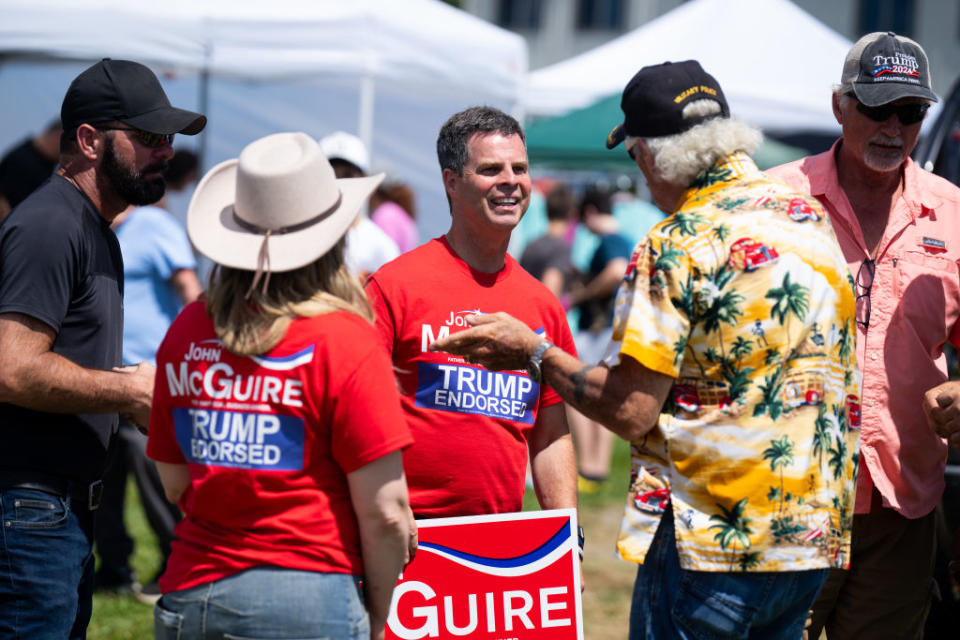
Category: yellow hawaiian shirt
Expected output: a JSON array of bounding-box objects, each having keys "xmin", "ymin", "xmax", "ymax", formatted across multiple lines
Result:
[{"xmin": 604, "ymin": 152, "xmax": 861, "ymax": 572}]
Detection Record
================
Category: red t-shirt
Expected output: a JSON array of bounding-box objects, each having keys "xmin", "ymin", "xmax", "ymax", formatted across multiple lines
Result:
[
  {"xmin": 146, "ymin": 302, "xmax": 412, "ymax": 593},
  {"xmin": 365, "ymin": 237, "xmax": 576, "ymax": 518}
]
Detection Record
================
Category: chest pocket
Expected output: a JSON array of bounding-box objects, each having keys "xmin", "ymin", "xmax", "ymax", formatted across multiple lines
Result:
[{"xmin": 895, "ymin": 250, "xmax": 960, "ymax": 342}]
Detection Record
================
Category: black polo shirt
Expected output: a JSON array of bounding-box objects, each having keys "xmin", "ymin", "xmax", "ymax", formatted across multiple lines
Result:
[{"xmin": 0, "ymin": 174, "xmax": 124, "ymax": 482}]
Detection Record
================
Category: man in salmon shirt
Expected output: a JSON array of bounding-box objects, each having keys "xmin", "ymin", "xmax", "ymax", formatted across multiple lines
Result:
[{"xmin": 768, "ymin": 32, "xmax": 960, "ymax": 639}]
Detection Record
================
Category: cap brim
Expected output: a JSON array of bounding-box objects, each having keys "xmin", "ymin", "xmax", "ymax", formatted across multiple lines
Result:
[
  {"xmin": 853, "ymin": 82, "xmax": 939, "ymax": 107},
  {"xmin": 187, "ymin": 160, "xmax": 383, "ymax": 272},
  {"xmin": 606, "ymin": 124, "xmax": 626, "ymax": 150},
  {"xmin": 124, "ymin": 106, "xmax": 207, "ymax": 135}
]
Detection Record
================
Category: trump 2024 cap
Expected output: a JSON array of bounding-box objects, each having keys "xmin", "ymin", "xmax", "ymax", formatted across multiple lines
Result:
[{"xmin": 841, "ymin": 32, "xmax": 938, "ymax": 106}]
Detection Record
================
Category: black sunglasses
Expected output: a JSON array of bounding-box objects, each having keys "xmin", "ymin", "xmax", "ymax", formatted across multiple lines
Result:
[
  {"xmin": 96, "ymin": 126, "xmax": 174, "ymax": 148},
  {"xmin": 846, "ymin": 94, "xmax": 929, "ymax": 125},
  {"xmin": 856, "ymin": 258, "xmax": 875, "ymax": 330}
]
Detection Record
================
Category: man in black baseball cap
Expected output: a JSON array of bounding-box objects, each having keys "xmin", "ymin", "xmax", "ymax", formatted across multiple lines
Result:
[
  {"xmin": 768, "ymin": 31, "xmax": 957, "ymax": 640},
  {"xmin": 605, "ymin": 59, "xmax": 729, "ymax": 150},
  {"xmin": 62, "ymin": 58, "xmax": 206, "ymax": 137},
  {"xmin": 0, "ymin": 59, "xmax": 204, "ymax": 637}
]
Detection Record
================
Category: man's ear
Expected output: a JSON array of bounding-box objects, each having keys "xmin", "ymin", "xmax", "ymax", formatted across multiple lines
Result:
[
  {"xmin": 832, "ymin": 92, "xmax": 844, "ymax": 125},
  {"xmin": 636, "ymin": 139, "xmax": 656, "ymax": 174},
  {"xmin": 75, "ymin": 124, "xmax": 104, "ymax": 161},
  {"xmin": 442, "ymin": 167, "xmax": 458, "ymax": 198}
]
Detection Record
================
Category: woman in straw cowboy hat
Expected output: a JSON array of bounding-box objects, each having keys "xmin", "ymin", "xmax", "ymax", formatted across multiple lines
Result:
[{"xmin": 146, "ymin": 132, "xmax": 414, "ymax": 640}]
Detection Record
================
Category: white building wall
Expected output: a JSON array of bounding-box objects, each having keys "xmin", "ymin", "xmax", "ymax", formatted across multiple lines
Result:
[
  {"xmin": 461, "ymin": 0, "xmax": 683, "ymax": 70},
  {"xmin": 794, "ymin": 0, "xmax": 959, "ymax": 98},
  {"xmin": 461, "ymin": 0, "xmax": 959, "ymax": 96}
]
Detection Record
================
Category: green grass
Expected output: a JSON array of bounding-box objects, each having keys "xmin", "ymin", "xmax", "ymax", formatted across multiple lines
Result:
[
  {"xmin": 524, "ymin": 435, "xmax": 632, "ymax": 511},
  {"xmin": 87, "ymin": 480, "xmax": 162, "ymax": 640},
  {"xmin": 90, "ymin": 439, "xmax": 634, "ymax": 639}
]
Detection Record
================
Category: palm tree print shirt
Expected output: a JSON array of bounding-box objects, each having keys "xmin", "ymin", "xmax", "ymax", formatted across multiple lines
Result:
[{"xmin": 605, "ymin": 152, "xmax": 861, "ymax": 572}]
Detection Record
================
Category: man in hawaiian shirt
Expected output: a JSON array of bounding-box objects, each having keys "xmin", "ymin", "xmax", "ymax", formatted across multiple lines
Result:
[{"xmin": 432, "ymin": 60, "xmax": 861, "ymax": 640}]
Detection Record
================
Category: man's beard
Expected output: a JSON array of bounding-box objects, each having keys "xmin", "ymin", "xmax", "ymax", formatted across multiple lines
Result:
[
  {"xmin": 863, "ymin": 135, "xmax": 907, "ymax": 173},
  {"xmin": 102, "ymin": 136, "xmax": 167, "ymax": 206}
]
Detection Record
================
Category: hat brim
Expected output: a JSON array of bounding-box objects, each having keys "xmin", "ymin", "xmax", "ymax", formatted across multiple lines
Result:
[
  {"xmin": 124, "ymin": 106, "xmax": 207, "ymax": 135},
  {"xmin": 606, "ymin": 124, "xmax": 626, "ymax": 149},
  {"xmin": 187, "ymin": 159, "xmax": 383, "ymax": 272},
  {"xmin": 853, "ymin": 82, "xmax": 939, "ymax": 107}
]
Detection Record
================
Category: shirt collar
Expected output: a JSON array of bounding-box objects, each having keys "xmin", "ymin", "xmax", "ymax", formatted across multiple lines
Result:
[
  {"xmin": 901, "ymin": 154, "xmax": 942, "ymax": 215},
  {"xmin": 819, "ymin": 138, "xmax": 942, "ymax": 217},
  {"xmin": 803, "ymin": 140, "xmax": 840, "ymax": 199},
  {"xmin": 676, "ymin": 151, "xmax": 760, "ymax": 210}
]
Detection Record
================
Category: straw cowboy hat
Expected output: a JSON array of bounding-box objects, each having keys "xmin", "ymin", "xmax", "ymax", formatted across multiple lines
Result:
[{"xmin": 187, "ymin": 131, "xmax": 383, "ymax": 275}]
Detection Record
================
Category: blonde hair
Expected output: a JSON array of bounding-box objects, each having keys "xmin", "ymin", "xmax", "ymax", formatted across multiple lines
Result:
[
  {"xmin": 644, "ymin": 100, "xmax": 762, "ymax": 186},
  {"xmin": 205, "ymin": 237, "xmax": 373, "ymax": 356}
]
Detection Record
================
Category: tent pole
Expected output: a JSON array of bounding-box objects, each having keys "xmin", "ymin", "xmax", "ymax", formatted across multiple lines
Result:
[
  {"xmin": 197, "ymin": 42, "xmax": 212, "ymax": 173},
  {"xmin": 358, "ymin": 61, "xmax": 375, "ymax": 166}
]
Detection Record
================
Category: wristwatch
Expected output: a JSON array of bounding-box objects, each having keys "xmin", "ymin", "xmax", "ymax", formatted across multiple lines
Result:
[{"xmin": 526, "ymin": 340, "xmax": 554, "ymax": 383}]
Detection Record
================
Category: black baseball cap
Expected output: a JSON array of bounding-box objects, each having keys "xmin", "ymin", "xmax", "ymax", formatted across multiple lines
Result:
[
  {"xmin": 841, "ymin": 32, "xmax": 938, "ymax": 106},
  {"xmin": 606, "ymin": 60, "xmax": 729, "ymax": 149},
  {"xmin": 61, "ymin": 59, "xmax": 206, "ymax": 136}
]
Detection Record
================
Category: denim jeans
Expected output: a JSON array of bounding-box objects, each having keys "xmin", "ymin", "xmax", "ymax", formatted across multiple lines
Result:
[
  {"xmin": 629, "ymin": 509, "xmax": 828, "ymax": 640},
  {"xmin": 0, "ymin": 487, "xmax": 96, "ymax": 639},
  {"xmin": 155, "ymin": 567, "xmax": 369, "ymax": 640}
]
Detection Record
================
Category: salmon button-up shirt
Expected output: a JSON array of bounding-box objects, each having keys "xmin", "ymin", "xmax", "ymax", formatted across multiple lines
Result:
[{"xmin": 769, "ymin": 141, "xmax": 960, "ymax": 518}]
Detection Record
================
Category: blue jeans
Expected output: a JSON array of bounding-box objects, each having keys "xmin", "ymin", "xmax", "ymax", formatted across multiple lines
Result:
[
  {"xmin": 0, "ymin": 487, "xmax": 96, "ymax": 639},
  {"xmin": 155, "ymin": 567, "xmax": 369, "ymax": 640},
  {"xmin": 630, "ymin": 510, "xmax": 828, "ymax": 640}
]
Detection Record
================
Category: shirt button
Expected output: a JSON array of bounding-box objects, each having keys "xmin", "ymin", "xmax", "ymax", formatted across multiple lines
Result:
[
  {"xmin": 868, "ymin": 399, "xmax": 875, "ymax": 407},
  {"xmin": 870, "ymin": 353, "xmax": 878, "ymax": 361}
]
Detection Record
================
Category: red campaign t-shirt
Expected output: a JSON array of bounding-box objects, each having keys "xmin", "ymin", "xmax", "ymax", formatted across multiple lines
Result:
[
  {"xmin": 365, "ymin": 237, "xmax": 576, "ymax": 518},
  {"xmin": 146, "ymin": 302, "xmax": 413, "ymax": 593}
]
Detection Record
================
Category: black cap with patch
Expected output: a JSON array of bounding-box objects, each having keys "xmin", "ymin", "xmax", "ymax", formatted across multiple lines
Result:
[
  {"xmin": 61, "ymin": 58, "xmax": 206, "ymax": 136},
  {"xmin": 606, "ymin": 60, "xmax": 729, "ymax": 149}
]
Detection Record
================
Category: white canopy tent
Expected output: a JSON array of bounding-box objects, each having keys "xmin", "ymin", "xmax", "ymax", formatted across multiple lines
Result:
[
  {"xmin": 527, "ymin": 0, "xmax": 851, "ymax": 136},
  {"xmin": 0, "ymin": 0, "xmax": 527, "ymax": 240}
]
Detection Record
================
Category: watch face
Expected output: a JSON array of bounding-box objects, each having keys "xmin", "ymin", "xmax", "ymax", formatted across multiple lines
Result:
[
  {"xmin": 527, "ymin": 341, "xmax": 552, "ymax": 384},
  {"xmin": 527, "ymin": 361, "xmax": 541, "ymax": 383}
]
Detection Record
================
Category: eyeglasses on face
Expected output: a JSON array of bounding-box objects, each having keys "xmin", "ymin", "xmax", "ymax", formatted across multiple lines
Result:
[
  {"xmin": 846, "ymin": 94, "xmax": 929, "ymax": 126},
  {"xmin": 95, "ymin": 126, "xmax": 174, "ymax": 148},
  {"xmin": 856, "ymin": 258, "xmax": 875, "ymax": 330}
]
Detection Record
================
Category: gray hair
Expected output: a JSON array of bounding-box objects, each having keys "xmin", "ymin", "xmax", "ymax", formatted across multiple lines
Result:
[
  {"xmin": 436, "ymin": 106, "xmax": 525, "ymax": 176},
  {"xmin": 832, "ymin": 83, "xmax": 934, "ymax": 106},
  {"xmin": 641, "ymin": 100, "xmax": 762, "ymax": 187},
  {"xmin": 833, "ymin": 83, "xmax": 853, "ymax": 98}
]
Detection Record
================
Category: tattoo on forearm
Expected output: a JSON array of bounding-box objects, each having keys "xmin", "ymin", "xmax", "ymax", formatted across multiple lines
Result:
[{"xmin": 571, "ymin": 365, "xmax": 593, "ymax": 405}]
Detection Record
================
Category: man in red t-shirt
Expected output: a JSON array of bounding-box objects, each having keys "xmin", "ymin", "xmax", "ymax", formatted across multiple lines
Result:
[{"xmin": 365, "ymin": 106, "xmax": 578, "ymax": 521}]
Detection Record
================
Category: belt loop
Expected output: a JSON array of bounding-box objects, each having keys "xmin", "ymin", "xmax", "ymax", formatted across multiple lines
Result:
[{"xmin": 87, "ymin": 480, "xmax": 103, "ymax": 511}]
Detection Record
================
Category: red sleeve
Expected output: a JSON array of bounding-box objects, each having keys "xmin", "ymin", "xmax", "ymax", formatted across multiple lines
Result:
[
  {"xmin": 363, "ymin": 276, "xmax": 396, "ymax": 356},
  {"xmin": 146, "ymin": 312, "xmax": 188, "ymax": 465},
  {"xmin": 329, "ymin": 335, "xmax": 413, "ymax": 474}
]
